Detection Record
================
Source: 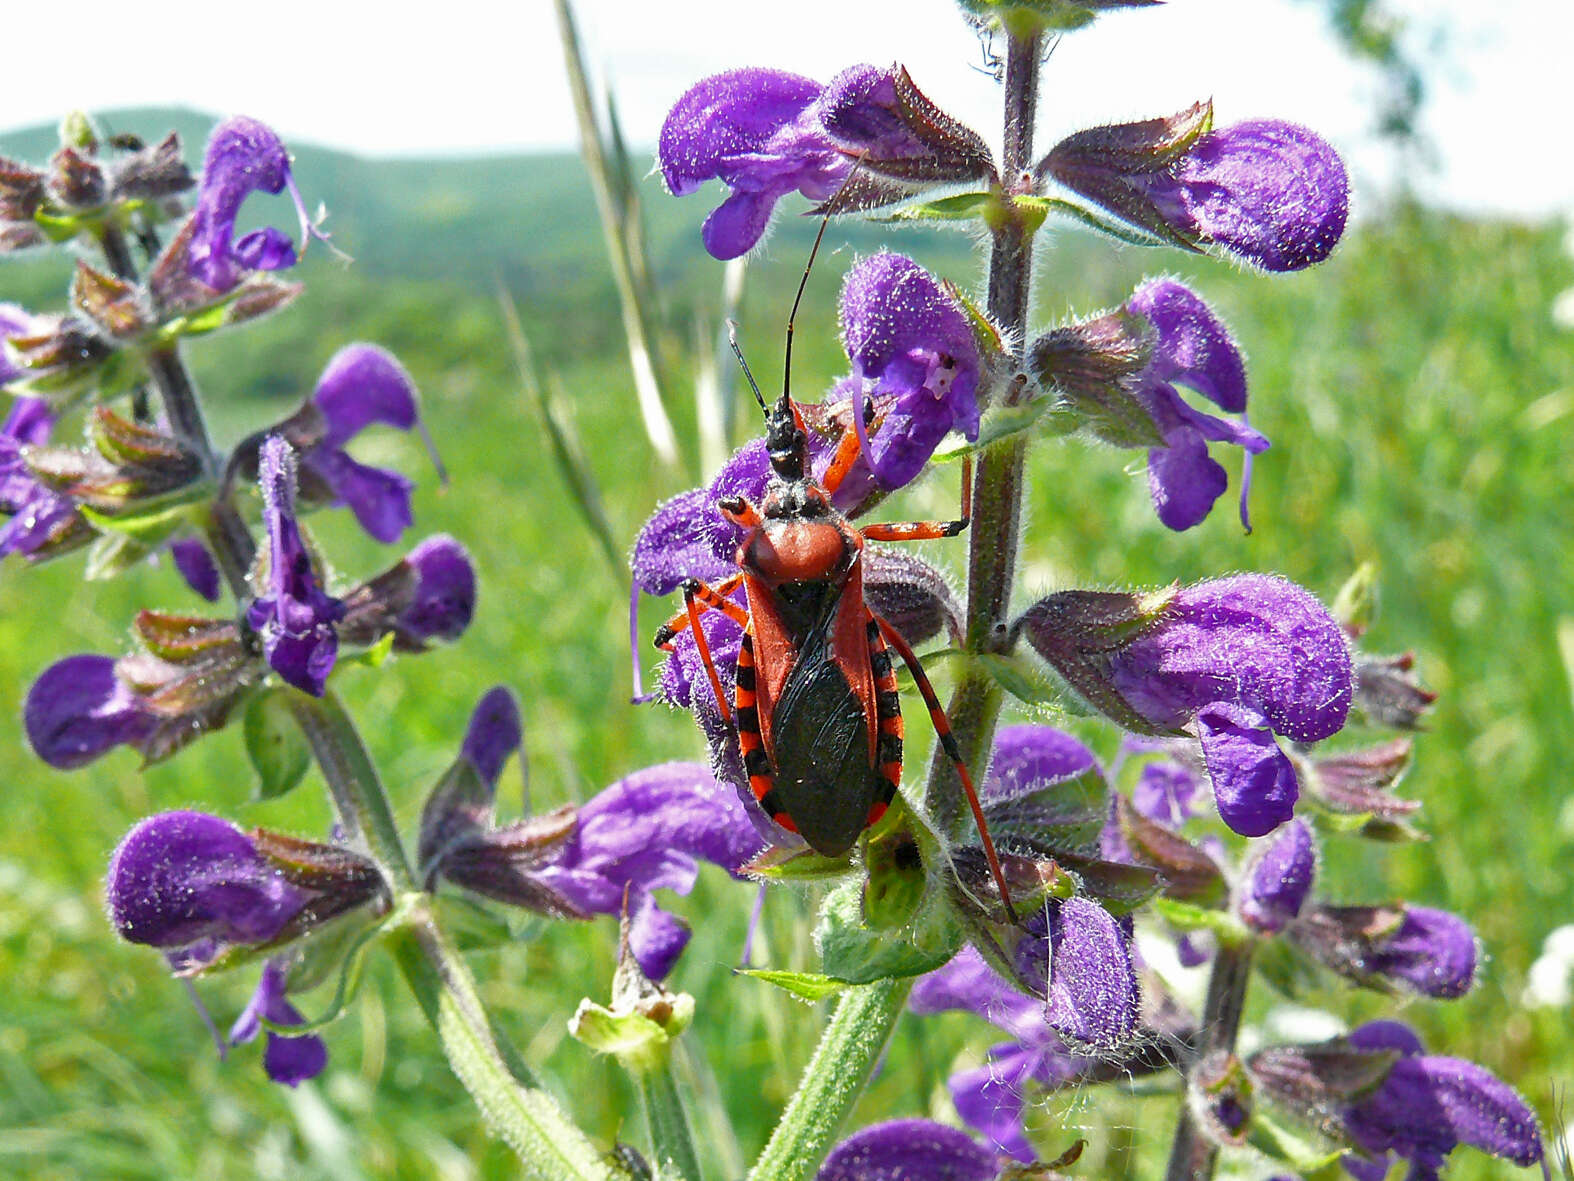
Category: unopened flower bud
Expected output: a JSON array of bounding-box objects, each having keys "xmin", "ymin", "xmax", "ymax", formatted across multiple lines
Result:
[{"xmin": 1288, "ymin": 903, "xmax": 1477, "ymax": 998}]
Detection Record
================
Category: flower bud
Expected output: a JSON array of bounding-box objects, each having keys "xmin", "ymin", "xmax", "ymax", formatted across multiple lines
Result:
[
  {"xmin": 1237, "ymin": 818, "xmax": 1316, "ymax": 934},
  {"xmin": 1041, "ymin": 104, "xmax": 1349, "ymax": 271},
  {"xmin": 106, "ymin": 811, "xmax": 382, "ymax": 970},
  {"xmin": 1288, "ymin": 903, "xmax": 1477, "ymax": 998}
]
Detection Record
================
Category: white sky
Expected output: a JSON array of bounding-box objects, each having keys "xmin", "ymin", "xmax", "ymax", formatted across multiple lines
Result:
[{"xmin": 4, "ymin": 0, "xmax": 1571, "ymax": 217}]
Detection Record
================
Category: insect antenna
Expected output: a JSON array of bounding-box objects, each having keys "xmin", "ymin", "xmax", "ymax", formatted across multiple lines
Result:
[
  {"xmin": 781, "ymin": 205, "xmax": 834, "ymax": 409},
  {"xmin": 726, "ymin": 319, "xmax": 768, "ymax": 415}
]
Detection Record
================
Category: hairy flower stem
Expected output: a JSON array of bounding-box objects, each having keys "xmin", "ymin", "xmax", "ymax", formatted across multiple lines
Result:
[
  {"xmin": 641, "ymin": 1060, "xmax": 703, "ymax": 1181},
  {"xmin": 1163, "ymin": 940, "xmax": 1256, "ymax": 1181},
  {"xmin": 96, "ymin": 223, "xmax": 256, "ymax": 595},
  {"xmin": 747, "ymin": 977, "xmax": 913, "ymax": 1181},
  {"xmin": 923, "ymin": 25, "xmax": 1042, "ymax": 837},
  {"xmin": 292, "ymin": 691, "xmax": 618, "ymax": 1179}
]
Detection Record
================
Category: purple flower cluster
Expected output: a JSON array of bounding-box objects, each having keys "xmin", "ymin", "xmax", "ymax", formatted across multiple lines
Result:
[{"xmin": 421, "ymin": 688, "xmax": 766, "ymax": 979}]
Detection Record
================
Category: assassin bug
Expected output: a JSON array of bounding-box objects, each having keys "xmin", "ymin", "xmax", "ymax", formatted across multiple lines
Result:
[{"xmin": 653, "ymin": 222, "xmax": 1019, "ymax": 922}]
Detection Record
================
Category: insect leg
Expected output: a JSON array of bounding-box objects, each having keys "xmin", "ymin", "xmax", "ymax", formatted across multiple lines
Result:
[
  {"xmin": 866, "ymin": 617, "xmax": 903, "ymax": 829},
  {"xmin": 684, "ymin": 586, "xmax": 736, "ymax": 727},
  {"xmin": 653, "ymin": 573, "xmax": 745, "ymax": 648},
  {"xmin": 872, "ymin": 610, "xmax": 1019, "ymax": 924},
  {"xmin": 860, "ymin": 457, "xmax": 975, "ymax": 541}
]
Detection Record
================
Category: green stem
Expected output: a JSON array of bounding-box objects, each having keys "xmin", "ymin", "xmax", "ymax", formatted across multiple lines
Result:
[
  {"xmin": 746, "ymin": 978, "xmax": 912, "ymax": 1181},
  {"xmin": 98, "ymin": 222, "xmax": 256, "ymax": 596},
  {"xmin": 288, "ymin": 690, "xmax": 416, "ymax": 890},
  {"xmin": 292, "ymin": 691, "xmax": 617, "ymax": 1179},
  {"xmin": 641, "ymin": 1060, "xmax": 702, "ymax": 1181},
  {"xmin": 924, "ymin": 25, "xmax": 1042, "ymax": 837},
  {"xmin": 388, "ymin": 914, "xmax": 617, "ymax": 1181},
  {"xmin": 1162, "ymin": 939, "xmax": 1255, "ymax": 1181}
]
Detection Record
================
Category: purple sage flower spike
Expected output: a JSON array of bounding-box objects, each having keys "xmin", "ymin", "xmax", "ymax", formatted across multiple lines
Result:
[
  {"xmin": 1338, "ymin": 1022, "xmax": 1546, "ymax": 1178},
  {"xmin": 107, "ymin": 811, "xmax": 312, "ymax": 953},
  {"xmin": 1042, "ymin": 105, "xmax": 1349, "ymax": 272},
  {"xmin": 1018, "ymin": 574, "xmax": 1353, "ymax": 836},
  {"xmin": 24, "ymin": 653, "xmax": 156, "ymax": 769},
  {"xmin": 1238, "ymin": 817, "xmax": 1317, "ymax": 934},
  {"xmin": 170, "ymin": 537, "xmax": 222, "ymax": 602},
  {"xmin": 228, "ymin": 960, "xmax": 328, "ymax": 1086},
  {"xmin": 659, "ymin": 68, "xmax": 850, "ymax": 259},
  {"xmin": 1126, "ymin": 278, "xmax": 1269, "ymax": 531},
  {"xmin": 246, "ymin": 436, "xmax": 345, "ymax": 696},
  {"xmin": 816, "ymin": 1119, "xmax": 999, "ymax": 1181},
  {"xmin": 1289, "ymin": 903, "xmax": 1478, "ymax": 998},
  {"xmin": 188, "ymin": 117, "xmax": 319, "ymax": 292},
  {"xmin": 836, "ymin": 252, "xmax": 983, "ymax": 489}
]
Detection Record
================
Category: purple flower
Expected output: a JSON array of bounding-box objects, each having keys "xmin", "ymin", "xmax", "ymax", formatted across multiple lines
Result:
[
  {"xmin": 538, "ymin": 761, "xmax": 767, "ymax": 978},
  {"xmin": 659, "ymin": 68, "xmax": 849, "ymax": 259},
  {"xmin": 912, "ymin": 924, "xmax": 1144, "ymax": 1162},
  {"xmin": 396, "ymin": 534, "xmax": 475, "ymax": 643},
  {"xmin": 1290, "ymin": 904, "xmax": 1478, "ymax": 999},
  {"xmin": 1238, "ymin": 817, "xmax": 1316, "ymax": 934},
  {"xmin": 1131, "ymin": 757, "xmax": 1203, "ymax": 826},
  {"xmin": 1125, "ymin": 278, "xmax": 1269, "ymax": 531},
  {"xmin": 1339, "ymin": 1022, "xmax": 1544, "ymax": 1179},
  {"xmin": 24, "ymin": 653, "xmax": 157, "ymax": 769},
  {"xmin": 460, "ymin": 685, "xmax": 520, "ymax": 787},
  {"xmin": 299, "ymin": 344, "xmax": 427, "ymax": 544},
  {"xmin": 1, "ymin": 391, "xmax": 88, "ymax": 561},
  {"xmin": 835, "ymin": 252, "xmax": 982, "ymax": 489},
  {"xmin": 106, "ymin": 811, "xmax": 312, "ymax": 954},
  {"xmin": 912, "ymin": 946, "xmax": 1083, "ymax": 1162},
  {"xmin": 1023, "ymin": 575, "xmax": 1352, "ymax": 836},
  {"xmin": 188, "ymin": 117, "xmax": 316, "ymax": 292},
  {"xmin": 423, "ymin": 689, "xmax": 765, "ymax": 979},
  {"xmin": 1044, "ymin": 110, "xmax": 1349, "ymax": 272},
  {"xmin": 817, "ymin": 1119, "xmax": 998, "ymax": 1181},
  {"xmin": 170, "ymin": 537, "xmax": 222, "ymax": 602},
  {"xmin": 228, "ymin": 960, "xmax": 328, "ymax": 1087},
  {"xmin": 246, "ymin": 436, "xmax": 345, "ymax": 696}
]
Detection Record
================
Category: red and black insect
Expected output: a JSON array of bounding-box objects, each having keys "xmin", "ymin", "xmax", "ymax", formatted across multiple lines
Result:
[{"xmin": 653, "ymin": 233, "xmax": 1018, "ymax": 921}]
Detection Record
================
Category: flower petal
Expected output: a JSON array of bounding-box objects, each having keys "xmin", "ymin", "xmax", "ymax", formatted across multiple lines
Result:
[
  {"xmin": 1197, "ymin": 702, "xmax": 1299, "ymax": 837},
  {"xmin": 107, "ymin": 812, "xmax": 310, "ymax": 950},
  {"xmin": 817, "ymin": 1119, "xmax": 998, "ymax": 1181}
]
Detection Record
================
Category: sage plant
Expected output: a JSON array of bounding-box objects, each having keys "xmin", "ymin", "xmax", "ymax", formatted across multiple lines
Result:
[{"xmin": 1, "ymin": 2, "xmax": 1554, "ymax": 1179}]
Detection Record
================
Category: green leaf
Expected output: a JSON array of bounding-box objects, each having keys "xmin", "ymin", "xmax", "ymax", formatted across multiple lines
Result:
[
  {"xmin": 243, "ymin": 688, "xmax": 312, "ymax": 801},
  {"xmin": 932, "ymin": 399, "xmax": 1057, "ymax": 462},
  {"xmin": 1020, "ymin": 195, "xmax": 1176, "ymax": 248},
  {"xmin": 79, "ymin": 501, "xmax": 191, "ymax": 545},
  {"xmin": 738, "ymin": 969, "xmax": 849, "ymax": 1003},
  {"xmin": 882, "ymin": 191, "xmax": 994, "ymax": 223},
  {"xmin": 1245, "ymin": 1111, "xmax": 1346, "ymax": 1173},
  {"xmin": 84, "ymin": 531, "xmax": 151, "ymax": 580},
  {"xmin": 340, "ymin": 631, "xmax": 397, "ymax": 670},
  {"xmin": 1151, "ymin": 896, "xmax": 1246, "ymax": 941},
  {"xmin": 815, "ymin": 880, "xmax": 960, "ymax": 984},
  {"xmin": 33, "ymin": 209, "xmax": 85, "ymax": 243},
  {"xmin": 743, "ymin": 844, "xmax": 856, "ymax": 883},
  {"xmin": 975, "ymin": 651, "xmax": 1061, "ymax": 704},
  {"xmin": 431, "ymin": 894, "xmax": 518, "ymax": 952}
]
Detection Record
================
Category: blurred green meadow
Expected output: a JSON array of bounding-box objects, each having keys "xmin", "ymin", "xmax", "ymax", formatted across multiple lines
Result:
[{"xmin": 0, "ymin": 116, "xmax": 1571, "ymax": 1179}]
